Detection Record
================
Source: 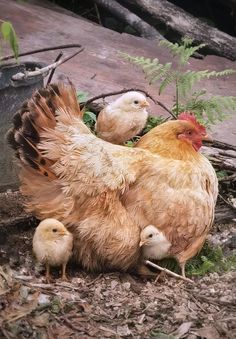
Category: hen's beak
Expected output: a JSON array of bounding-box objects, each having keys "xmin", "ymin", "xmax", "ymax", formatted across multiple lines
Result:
[
  {"xmin": 202, "ymin": 133, "xmax": 213, "ymax": 142},
  {"xmin": 140, "ymin": 101, "xmax": 149, "ymax": 108}
]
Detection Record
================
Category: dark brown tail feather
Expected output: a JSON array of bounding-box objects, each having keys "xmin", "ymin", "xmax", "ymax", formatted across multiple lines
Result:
[{"xmin": 6, "ymin": 82, "xmax": 82, "ymax": 179}]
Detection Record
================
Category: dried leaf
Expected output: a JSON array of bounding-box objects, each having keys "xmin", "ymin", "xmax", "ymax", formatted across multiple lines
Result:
[
  {"xmin": 31, "ymin": 313, "xmax": 49, "ymax": 327},
  {"xmin": 117, "ymin": 324, "xmax": 131, "ymax": 336},
  {"xmin": 196, "ymin": 326, "xmax": 220, "ymax": 339},
  {"xmin": 172, "ymin": 322, "xmax": 192, "ymax": 339}
]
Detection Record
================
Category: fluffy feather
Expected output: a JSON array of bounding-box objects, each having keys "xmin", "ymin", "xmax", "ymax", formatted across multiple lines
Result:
[{"xmin": 8, "ymin": 83, "xmax": 218, "ymax": 276}]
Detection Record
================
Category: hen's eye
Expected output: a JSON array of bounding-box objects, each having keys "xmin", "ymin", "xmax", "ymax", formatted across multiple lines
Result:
[
  {"xmin": 148, "ymin": 234, "xmax": 153, "ymax": 238},
  {"xmin": 187, "ymin": 131, "xmax": 192, "ymax": 135},
  {"xmin": 52, "ymin": 228, "xmax": 58, "ymax": 233},
  {"xmin": 134, "ymin": 100, "xmax": 139, "ymax": 104}
]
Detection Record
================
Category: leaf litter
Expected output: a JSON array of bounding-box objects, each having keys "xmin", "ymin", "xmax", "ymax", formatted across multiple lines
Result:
[{"xmin": 0, "ymin": 221, "xmax": 235, "ymax": 338}]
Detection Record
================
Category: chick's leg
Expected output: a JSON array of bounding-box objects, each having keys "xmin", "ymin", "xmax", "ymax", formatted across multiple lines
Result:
[
  {"xmin": 61, "ymin": 263, "xmax": 68, "ymax": 281},
  {"xmin": 45, "ymin": 264, "xmax": 51, "ymax": 283}
]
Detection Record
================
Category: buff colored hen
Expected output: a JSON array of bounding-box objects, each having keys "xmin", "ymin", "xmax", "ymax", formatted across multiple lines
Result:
[
  {"xmin": 7, "ymin": 83, "xmax": 218, "ymax": 277},
  {"xmin": 95, "ymin": 91, "xmax": 149, "ymax": 144},
  {"xmin": 33, "ymin": 218, "xmax": 73, "ymax": 281}
]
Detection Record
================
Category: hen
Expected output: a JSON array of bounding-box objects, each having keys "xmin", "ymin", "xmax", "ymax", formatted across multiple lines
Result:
[
  {"xmin": 95, "ymin": 91, "xmax": 149, "ymax": 144},
  {"xmin": 33, "ymin": 218, "xmax": 73, "ymax": 281},
  {"xmin": 7, "ymin": 83, "xmax": 218, "ymax": 276}
]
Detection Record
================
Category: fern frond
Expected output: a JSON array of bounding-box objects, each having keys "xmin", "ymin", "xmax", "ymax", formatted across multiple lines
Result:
[
  {"xmin": 178, "ymin": 69, "xmax": 236, "ymax": 96},
  {"xmin": 120, "ymin": 52, "xmax": 172, "ymax": 84},
  {"xmin": 160, "ymin": 39, "xmax": 206, "ymax": 64},
  {"xmin": 159, "ymin": 71, "xmax": 178, "ymax": 94},
  {"xmin": 175, "ymin": 94, "xmax": 236, "ymax": 125}
]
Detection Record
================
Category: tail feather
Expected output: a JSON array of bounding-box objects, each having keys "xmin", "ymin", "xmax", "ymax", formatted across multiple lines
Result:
[{"xmin": 7, "ymin": 82, "xmax": 82, "ymax": 179}]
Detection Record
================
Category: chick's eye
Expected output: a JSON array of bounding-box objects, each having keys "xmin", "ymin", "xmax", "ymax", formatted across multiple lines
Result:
[
  {"xmin": 148, "ymin": 234, "xmax": 153, "ymax": 238},
  {"xmin": 134, "ymin": 100, "xmax": 139, "ymax": 104},
  {"xmin": 52, "ymin": 228, "xmax": 58, "ymax": 233}
]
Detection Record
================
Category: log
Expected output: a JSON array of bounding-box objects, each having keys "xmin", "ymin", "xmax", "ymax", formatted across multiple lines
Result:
[
  {"xmin": 93, "ymin": 0, "xmax": 164, "ymax": 40},
  {"xmin": 201, "ymin": 146, "xmax": 236, "ymax": 172},
  {"xmin": 121, "ymin": 0, "xmax": 236, "ymax": 60}
]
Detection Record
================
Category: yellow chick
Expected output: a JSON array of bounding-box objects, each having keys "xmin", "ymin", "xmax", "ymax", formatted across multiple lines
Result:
[
  {"xmin": 95, "ymin": 91, "xmax": 149, "ymax": 144},
  {"xmin": 33, "ymin": 218, "xmax": 73, "ymax": 282},
  {"xmin": 139, "ymin": 225, "xmax": 171, "ymax": 261}
]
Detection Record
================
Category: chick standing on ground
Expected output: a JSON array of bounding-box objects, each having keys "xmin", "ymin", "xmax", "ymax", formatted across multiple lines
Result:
[
  {"xmin": 95, "ymin": 91, "xmax": 149, "ymax": 144},
  {"xmin": 33, "ymin": 218, "xmax": 73, "ymax": 282}
]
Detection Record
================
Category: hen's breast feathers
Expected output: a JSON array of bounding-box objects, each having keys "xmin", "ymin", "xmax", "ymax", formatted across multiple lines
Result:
[{"xmin": 122, "ymin": 154, "xmax": 218, "ymax": 257}]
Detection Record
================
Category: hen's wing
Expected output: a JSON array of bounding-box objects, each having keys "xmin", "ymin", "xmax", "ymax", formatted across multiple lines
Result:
[{"xmin": 7, "ymin": 82, "xmax": 149, "ymax": 219}]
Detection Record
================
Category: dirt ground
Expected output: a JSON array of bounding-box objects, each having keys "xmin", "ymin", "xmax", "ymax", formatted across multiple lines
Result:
[{"xmin": 0, "ymin": 219, "xmax": 235, "ymax": 339}]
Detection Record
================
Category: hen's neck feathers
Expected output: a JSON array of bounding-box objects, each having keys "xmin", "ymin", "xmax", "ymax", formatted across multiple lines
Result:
[{"xmin": 136, "ymin": 121, "xmax": 201, "ymax": 161}]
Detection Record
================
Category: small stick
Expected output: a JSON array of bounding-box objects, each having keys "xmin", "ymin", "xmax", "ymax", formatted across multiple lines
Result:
[
  {"xmin": 145, "ymin": 260, "xmax": 194, "ymax": 283},
  {"xmin": 0, "ymin": 43, "xmax": 83, "ymax": 62},
  {"xmin": 11, "ymin": 48, "xmax": 84, "ymax": 81},
  {"xmin": 83, "ymin": 88, "xmax": 177, "ymax": 119},
  {"xmin": 46, "ymin": 51, "xmax": 63, "ymax": 86}
]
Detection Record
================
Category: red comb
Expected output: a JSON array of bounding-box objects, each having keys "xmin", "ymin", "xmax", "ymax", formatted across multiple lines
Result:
[{"xmin": 178, "ymin": 112, "xmax": 206, "ymax": 134}]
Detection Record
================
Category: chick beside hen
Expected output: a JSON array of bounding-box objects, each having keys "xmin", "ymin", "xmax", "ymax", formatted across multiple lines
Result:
[
  {"xmin": 33, "ymin": 218, "xmax": 73, "ymax": 282},
  {"xmin": 95, "ymin": 91, "xmax": 149, "ymax": 144},
  {"xmin": 7, "ymin": 82, "xmax": 218, "ymax": 276}
]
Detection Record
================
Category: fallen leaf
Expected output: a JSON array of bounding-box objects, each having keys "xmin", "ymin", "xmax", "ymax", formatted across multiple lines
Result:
[
  {"xmin": 117, "ymin": 324, "xmax": 131, "ymax": 336},
  {"xmin": 196, "ymin": 326, "xmax": 220, "ymax": 339},
  {"xmin": 172, "ymin": 322, "xmax": 192, "ymax": 339},
  {"xmin": 31, "ymin": 313, "xmax": 49, "ymax": 327}
]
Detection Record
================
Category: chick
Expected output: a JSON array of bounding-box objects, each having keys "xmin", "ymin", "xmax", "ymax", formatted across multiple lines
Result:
[
  {"xmin": 139, "ymin": 225, "xmax": 171, "ymax": 261},
  {"xmin": 95, "ymin": 91, "xmax": 149, "ymax": 144},
  {"xmin": 33, "ymin": 218, "xmax": 73, "ymax": 282}
]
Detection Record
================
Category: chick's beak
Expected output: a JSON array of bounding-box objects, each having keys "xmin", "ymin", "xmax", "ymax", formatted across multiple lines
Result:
[
  {"xmin": 139, "ymin": 240, "xmax": 146, "ymax": 247},
  {"xmin": 140, "ymin": 101, "xmax": 149, "ymax": 108},
  {"xmin": 59, "ymin": 231, "xmax": 67, "ymax": 236}
]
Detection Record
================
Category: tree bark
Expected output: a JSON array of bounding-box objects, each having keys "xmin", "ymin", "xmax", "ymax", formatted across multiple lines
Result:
[
  {"xmin": 121, "ymin": 0, "xmax": 236, "ymax": 60},
  {"xmin": 93, "ymin": 0, "xmax": 164, "ymax": 41}
]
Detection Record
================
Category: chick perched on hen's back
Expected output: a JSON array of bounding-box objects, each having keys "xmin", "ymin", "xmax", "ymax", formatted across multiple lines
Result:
[
  {"xmin": 95, "ymin": 91, "xmax": 149, "ymax": 144},
  {"xmin": 33, "ymin": 218, "xmax": 73, "ymax": 282}
]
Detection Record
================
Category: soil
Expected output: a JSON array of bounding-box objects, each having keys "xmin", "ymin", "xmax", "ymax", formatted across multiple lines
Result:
[{"xmin": 0, "ymin": 219, "xmax": 235, "ymax": 339}]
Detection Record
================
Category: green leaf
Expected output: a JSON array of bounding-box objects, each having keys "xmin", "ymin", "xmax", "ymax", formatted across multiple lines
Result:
[
  {"xmin": 83, "ymin": 111, "xmax": 96, "ymax": 122},
  {"xmin": 1, "ymin": 21, "xmax": 19, "ymax": 60},
  {"xmin": 77, "ymin": 90, "xmax": 89, "ymax": 102}
]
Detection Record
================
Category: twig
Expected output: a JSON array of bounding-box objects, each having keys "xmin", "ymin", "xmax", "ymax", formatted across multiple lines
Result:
[
  {"xmin": 87, "ymin": 273, "xmax": 103, "ymax": 286},
  {"xmin": 11, "ymin": 48, "xmax": 84, "ymax": 81},
  {"xmin": 83, "ymin": 88, "xmax": 176, "ymax": 119},
  {"xmin": 54, "ymin": 315, "xmax": 84, "ymax": 334},
  {"xmin": 218, "ymin": 173, "xmax": 236, "ymax": 182},
  {"xmin": 99, "ymin": 326, "xmax": 117, "ymax": 335},
  {"xmin": 0, "ymin": 43, "xmax": 83, "ymax": 62},
  {"xmin": 219, "ymin": 193, "xmax": 236, "ymax": 210},
  {"xmin": 145, "ymin": 260, "xmax": 194, "ymax": 283},
  {"xmin": 203, "ymin": 139, "xmax": 236, "ymax": 152},
  {"xmin": 94, "ymin": 3, "xmax": 102, "ymax": 25},
  {"xmin": 46, "ymin": 51, "xmax": 63, "ymax": 86}
]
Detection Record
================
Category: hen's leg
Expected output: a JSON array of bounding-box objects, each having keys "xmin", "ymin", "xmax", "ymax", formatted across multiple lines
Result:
[
  {"xmin": 61, "ymin": 263, "xmax": 68, "ymax": 281},
  {"xmin": 179, "ymin": 262, "xmax": 186, "ymax": 278}
]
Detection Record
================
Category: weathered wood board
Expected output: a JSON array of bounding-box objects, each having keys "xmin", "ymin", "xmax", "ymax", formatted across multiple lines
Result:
[{"xmin": 0, "ymin": 0, "xmax": 236, "ymax": 193}]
